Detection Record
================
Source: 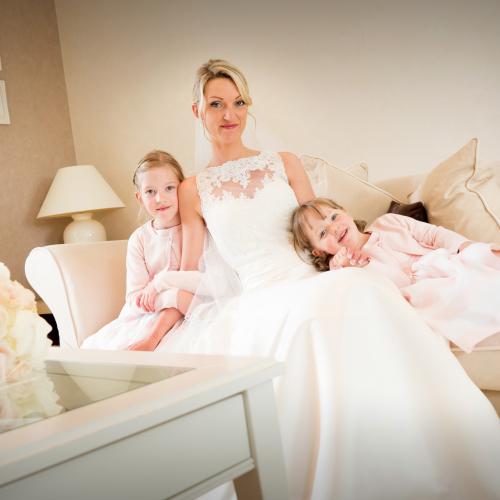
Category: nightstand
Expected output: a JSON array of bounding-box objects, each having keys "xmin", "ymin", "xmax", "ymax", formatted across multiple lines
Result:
[{"xmin": 0, "ymin": 349, "xmax": 288, "ymax": 499}]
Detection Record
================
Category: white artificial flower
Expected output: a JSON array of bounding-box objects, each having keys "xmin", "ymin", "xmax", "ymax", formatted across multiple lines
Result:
[
  {"xmin": 0, "ymin": 261, "xmax": 62, "ymax": 432},
  {"xmin": 9, "ymin": 281, "xmax": 37, "ymax": 312},
  {"xmin": 0, "ymin": 304, "xmax": 9, "ymax": 341},
  {"xmin": 0, "ymin": 262, "xmax": 11, "ymax": 281},
  {"xmin": 0, "ymin": 371, "xmax": 63, "ymax": 432},
  {"xmin": 0, "ymin": 351, "xmax": 10, "ymax": 384},
  {"xmin": 10, "ymin": 310, "xmax": 51, "ymax": 370}
]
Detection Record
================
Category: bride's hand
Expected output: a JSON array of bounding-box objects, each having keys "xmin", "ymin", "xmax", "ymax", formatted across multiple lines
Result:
[
  {"xmin": 329, "ymin": 247, "xmax": 370, "ymax": 270},
  {"xmin": 136, "ymin": 284, "xmax": 159, "ymax": 312}
]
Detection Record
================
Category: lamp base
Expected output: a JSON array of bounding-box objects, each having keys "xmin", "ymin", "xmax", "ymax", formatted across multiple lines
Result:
[{"xmin": 63, "ymin": 213, "xmax": 107, "ymax": 244}]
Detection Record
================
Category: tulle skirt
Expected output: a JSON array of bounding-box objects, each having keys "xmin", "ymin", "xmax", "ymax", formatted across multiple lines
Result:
[
  {"xmin": 159, "ymin": 268, "xmax": 500, "ymax": 500},
  {"xmin": 81, "ymin": 304, "xmax": 171, "ymax": 350}
]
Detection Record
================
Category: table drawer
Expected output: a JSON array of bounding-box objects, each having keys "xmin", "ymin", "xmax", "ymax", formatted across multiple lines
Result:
[{"xmin": 1, "ymin": 395, "xmax": 251, "ymax": 499}]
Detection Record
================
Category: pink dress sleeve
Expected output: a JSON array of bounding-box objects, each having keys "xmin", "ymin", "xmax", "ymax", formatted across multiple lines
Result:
[
  {"xmin": 124, "ymin": 228, "xmax": 151, "ymax": 308},
  {"xmin": 151, "ymin": 228, "xmax": 182, "ymax": 292},
  {"xmin": 125, "ymin": 224, "xmax": 192, "ymax": 311},
  {"xmin": 375, "ymin": 213, "xmax": 469, "ymax": 253}
]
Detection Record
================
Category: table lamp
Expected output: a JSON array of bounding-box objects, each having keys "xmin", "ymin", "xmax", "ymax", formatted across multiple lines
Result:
[{"xmin": 37, "ymin": 165, "xmax": 125, "ymax": 244}]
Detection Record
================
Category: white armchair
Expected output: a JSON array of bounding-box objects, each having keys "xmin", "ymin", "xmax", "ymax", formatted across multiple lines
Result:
[{"xmin": 26, "ymin": 240, "xmax": 127, "ymax": 349}]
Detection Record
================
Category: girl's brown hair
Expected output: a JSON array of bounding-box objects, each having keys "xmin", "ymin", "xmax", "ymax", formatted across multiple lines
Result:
[
  {"xmin": 290, "ymin": 198, "xmax": 366, "ymax": 272},
  {"xmin": 133, "ymin": 150, "xmax": 184, "ymax": 189}
]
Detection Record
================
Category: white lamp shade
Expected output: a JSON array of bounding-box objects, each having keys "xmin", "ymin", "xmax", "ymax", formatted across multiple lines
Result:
[{"xmin": 37, "ymin": 165, "xmax": 124, "ymax": 219}]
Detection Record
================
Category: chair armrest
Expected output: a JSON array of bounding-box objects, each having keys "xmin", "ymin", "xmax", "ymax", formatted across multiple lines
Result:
[{"xmin": 25, "ymin": 240, "xmax": 128, "ymax": 348}]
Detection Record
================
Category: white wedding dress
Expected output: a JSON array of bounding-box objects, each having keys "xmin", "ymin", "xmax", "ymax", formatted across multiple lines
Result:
[{"xmin": 159, "ymin": 151, "xmax": 500, "ymax": 500}]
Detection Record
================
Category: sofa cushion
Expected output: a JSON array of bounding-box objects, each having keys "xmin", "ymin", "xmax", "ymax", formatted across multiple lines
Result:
[
  {"xmin": 301, "ymin": 154, "xmax": 401, "ymax": 225},
  {"xmin": 345, "ymin": 162, "xmax": 369, "ymax": 181},
  {"xmin": 411, "ymin": 138, "xmax": 500, "ymax": 244},
  {"xmin": 453, "ymin": 340, "xmax": 500, "ymax": 392}
]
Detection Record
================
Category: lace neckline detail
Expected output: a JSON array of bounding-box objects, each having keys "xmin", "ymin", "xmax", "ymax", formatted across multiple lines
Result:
[
  {"xmin": 196, "ymin": 151, "xmax": 287, "ymax": 210},
  {"xmin": 207, "ymin": 151, "xmax": 263, "ymax": 170}
]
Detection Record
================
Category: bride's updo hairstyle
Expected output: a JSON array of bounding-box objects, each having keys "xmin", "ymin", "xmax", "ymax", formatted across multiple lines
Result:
[
  {"xmin": 290, "ymin": 198, "xmax": 366, "ymax": 272},
  {"xmin": 192, "ymin": 59, "xmax": 253, "ymax": 111}
]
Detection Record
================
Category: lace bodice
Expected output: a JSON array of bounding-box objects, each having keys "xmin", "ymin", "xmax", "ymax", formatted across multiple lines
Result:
[
  {"xmin": 197, "ymin": 151, "xmax": 288, "ymax": 209},
  {"xmin": 196, "ymin": 151, "xmax": 315, "ymax": 290}
]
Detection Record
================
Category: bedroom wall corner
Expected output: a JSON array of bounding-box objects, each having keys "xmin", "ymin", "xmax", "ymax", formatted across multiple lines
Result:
[{"xmin": 0, "ymin": 0, "xmax": 76, "ymax": 287}]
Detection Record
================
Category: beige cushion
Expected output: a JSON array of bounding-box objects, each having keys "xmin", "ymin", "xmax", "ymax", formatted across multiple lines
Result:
[
  {"xmin": 411, "ymin": 138, "xmax": 500, "ymax": 244},
  {"xmin": 453, "ymin": 343, "xmax": 500, "ymax": 392},
  {"xmin": 476, "ymin": 331, "xmax": 500, "ymax": 349},
  {"xmin": 376, "ymin": 174, "xmax": 424, "ymax": 202},
  {"xmin": 345, "ymin": 162, "xmax": 369, "ymax": 181},
  {"xmin": 300, "ymin": 154, "xmax": 400, "ymax": 225}
]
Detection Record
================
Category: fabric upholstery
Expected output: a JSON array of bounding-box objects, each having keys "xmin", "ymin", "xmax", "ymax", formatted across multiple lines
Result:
[
  {"xmin": 411, "ymin": 138, "xmax": 500, "ymax": 244},
  {"xmin": 26, "ymin": 240, "xmax": 127, "ymax": 348},
  {"xmin": 301, "ymin": 154, "xmax": 400, "ymax": 225}
]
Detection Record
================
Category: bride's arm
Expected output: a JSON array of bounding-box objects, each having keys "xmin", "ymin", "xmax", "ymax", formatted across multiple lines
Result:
[
  {"xmin": 279, "ymin": 152, "xmax": 315, "ymax": 203},
  {"xmin": 178, "ymin": 176, "xmax": 206, "ymax": 271}
]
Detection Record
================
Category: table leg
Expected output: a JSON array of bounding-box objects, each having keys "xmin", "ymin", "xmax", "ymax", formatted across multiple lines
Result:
[{"xmin": 234, "ymin": 381, "xmax": 288, "ymax": 500}]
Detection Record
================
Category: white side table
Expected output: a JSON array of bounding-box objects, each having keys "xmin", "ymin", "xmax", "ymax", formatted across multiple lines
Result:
[{"xmin": 0, "ymin": 348, "xmax": 288, "ymax": 499}]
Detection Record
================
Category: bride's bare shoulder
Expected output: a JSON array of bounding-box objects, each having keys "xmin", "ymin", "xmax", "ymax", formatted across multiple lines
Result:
[
  {"xmin": 278, "ymin": 151, "xmax": 300, "ymax": 163},
  {"xmin": 278, "ymin": 151, "xmax": 304, "ymax": 174},
  {"xmin": 179, "ymin": 175, "xmax": 198, "ymax": 197},
  {"xmin": 277, "ymin": 151, "xmax": 314, "ymax": 201}
]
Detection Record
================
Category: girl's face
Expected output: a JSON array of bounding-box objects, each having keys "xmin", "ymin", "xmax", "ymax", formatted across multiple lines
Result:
[
  {"xmin": 303, "ymin": 206, "xmax": 365, "ymax": 257},
  {"xmin": 196, "ymin": 77, "xmax": 248, "ymax": 145},
  {"xmin": 136, "ymin": 166, "xmax": 181, "ymax": 229}
]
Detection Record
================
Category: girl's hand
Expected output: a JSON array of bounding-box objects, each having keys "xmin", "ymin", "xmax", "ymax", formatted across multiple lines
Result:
[
  {"xmin": 329, "ymin": 247, "xmax": 370, "ymax": 270},
  {"xmin": 136, "ymin": 284, "xmax": 159, "ymax": 312}
]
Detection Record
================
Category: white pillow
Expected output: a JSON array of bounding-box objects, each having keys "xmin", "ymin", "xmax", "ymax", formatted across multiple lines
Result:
[{"xmin": 300, "ymin": 154, "xmax": 400, "ymax": 225}]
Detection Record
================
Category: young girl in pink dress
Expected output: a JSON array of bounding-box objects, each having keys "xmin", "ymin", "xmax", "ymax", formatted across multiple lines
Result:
[
  {"xmin": 82, "ymin": 150, "xmax": 195, "ymax": 351},
  {"xmin": 291, "ymin": 197, "xmax": 500, "ymax": 353}
]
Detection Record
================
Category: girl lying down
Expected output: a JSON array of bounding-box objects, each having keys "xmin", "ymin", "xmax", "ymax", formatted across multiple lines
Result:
[{"xmin": 290, "ymin": 197, "xmax": 500, "ymax": 352}]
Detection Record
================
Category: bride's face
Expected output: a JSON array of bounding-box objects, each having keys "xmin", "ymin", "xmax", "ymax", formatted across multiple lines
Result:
[{"xmin": 199, "ymin": 77, "xmax": 248, "ymax": 145}]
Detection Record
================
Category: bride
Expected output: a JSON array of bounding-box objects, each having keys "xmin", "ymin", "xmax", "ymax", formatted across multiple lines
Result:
[{"xmin": 160, "ymin": 59, "xmax": 500, "ymax": 499}]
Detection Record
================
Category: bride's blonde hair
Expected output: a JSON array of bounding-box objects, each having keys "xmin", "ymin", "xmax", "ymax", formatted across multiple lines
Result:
[
  {"xmin": 290, "ymin": 198, "xmax": 366, "ymax": 272},
  {"xmin": 193, "ymin": 59, "xmax": 253, "ymax": 111}
]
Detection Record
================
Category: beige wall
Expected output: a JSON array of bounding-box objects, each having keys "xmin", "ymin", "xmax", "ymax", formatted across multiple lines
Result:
[
  {"xmin": 54, "ymin": 0, "xmax": 500, "ymax": 242},
  {"xmin": 0, "ymin": 0, "xmax": 76, "ymax": 285},
  {"xmin": 2, "ymin": 0, "xmax": 498, "ymax": 279}
]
